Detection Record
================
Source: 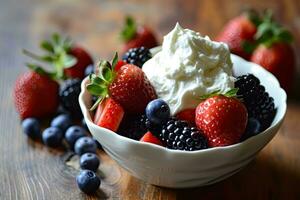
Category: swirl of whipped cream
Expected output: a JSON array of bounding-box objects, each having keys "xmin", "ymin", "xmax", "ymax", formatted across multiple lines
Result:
[{"xmin": 142, "ymin": 23, "xmax": 235, "ymax": 115}]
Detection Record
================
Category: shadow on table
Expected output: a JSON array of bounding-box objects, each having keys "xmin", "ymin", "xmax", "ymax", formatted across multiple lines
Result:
[{"xmin": 177, "ymin": 156, "xmax": 300, "ymax": 200}]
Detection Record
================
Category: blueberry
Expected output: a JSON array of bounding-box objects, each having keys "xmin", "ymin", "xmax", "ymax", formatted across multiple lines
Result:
[
  {"xmin": 241, "ymin": 118, "xmax": 261, "ymax": 141},
  {"xmin": 81, "ymin": 118, "xmax": 89, "ymax": 131},
  {"xmin": 93, "ymin": 138, "xmax": 102, "ymax": 150},
  {"xmin": 84, "ymin": 64, "xmax": 94, "ymax": 77},
  {"xmin": 65, "ymin": 126, "xmax": 86, "ymax": 149},
  {"xmin": 76, "ymin": 170, "xmax": 100, "ymax": 194},
  {"xmin": 146, "ymin": 99, "xmax": 170, "ymax": 125},
  {"xmin": 74, "ymin": 137, "xmax": 97, "ymax": 155},
  {"xmin": 80, "ymin": 153, "xmax": 100, "ymax": 171},
  {"xmin": 42, "ymin": 127, "xmax": 63, "ymax": 147},
  {"xmin": 50, "ymin": 114, "xmax": 72, "ymax": 133},
  {"xmin": 21, "ymin": 118, "xmax": 41, "ymax": 139}
]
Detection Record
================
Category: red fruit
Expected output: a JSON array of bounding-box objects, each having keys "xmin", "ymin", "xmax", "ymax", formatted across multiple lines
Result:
[
  {"xmin": 109, "ymin": 64, "xmax": 157, "ymax": 114},
  {"xmin": 64, "ymin": 46, "xmax": 93, "ymax": 79},
  {"xmin": 216, "ymin": 15, "xmax": 257, "ymax": 59},
  {"xmin": 176, "ymin": 109, "xmax": 196, "ymax": 126},
  {"xmin": 14, "ymin": 71, "xmax": 59, "ymax": 119},
  {"xmin": 140, "ymin": 131, "xmax": 163, "ymax": 146},
  {"xmin": 250, "ymin": 43, "xmax": 295, "ymax": 92},
  {"xmin": 114, "ymin": 60, "xmax": 127, "ymax": 71},
  {"xmin": 195, "ymin": 95, "xmax": 248, "ymax": 147},
  {"xmin": 94, "ymin": 98, "xmax": 124, "ymax": 132}
]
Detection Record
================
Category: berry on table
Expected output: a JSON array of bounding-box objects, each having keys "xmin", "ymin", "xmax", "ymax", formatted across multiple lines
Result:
[
  {"xmin": 74, "ymin": 136, "xmax": 97, "ymax": 155},
  {"xmin": 80, "ymin": 153, "xmax": 100, "ymax": 172},
  {"xmin": 59, "ymin": 79, "xmax": 82, "ymax": 119},
  {"xmin": 42, "ymin": 127, "xmax": 63, "ymax": 147},
  {"xmin": 50, "ymin": 114, "xmax": 72, "ymax": 133},
  {"xmin": 122, "ymin": 47, "xmax": 151, "ymax": 68},
  {"xmin": 93, "ymin": 138, "xmax": 102, "ymax": 150},
  {"xmin": 21, "ymin": 118, "xmax": 41, "ymax": 139},
  {"xmin": 76, "ymin": 170, "xmax": 101, "ymax": 194},
  {"xmin": 65, "ymin": 126, "xmax": 86, "ymax": 149},
  {"xmin": 145, "ymin": 99, "xmax": 170, "ymax": 125}
]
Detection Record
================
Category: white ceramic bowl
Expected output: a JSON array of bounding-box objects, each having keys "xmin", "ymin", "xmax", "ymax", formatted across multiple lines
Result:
[{"xmin": 79, "ymin": 54, "xmax": 287, "ymax": 188}]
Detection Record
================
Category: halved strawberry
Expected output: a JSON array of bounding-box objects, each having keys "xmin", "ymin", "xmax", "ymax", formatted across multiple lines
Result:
[
  {"xmin": 140, "ymin": 131, "xmax": 163, "ymax": 146},
  {"xmin": 176, "ymin": 108, "xmax": 196, "ymax": 126},
  {"xmin": 94, "ymin": 98, "xmax": 124, "ymax": 132}
]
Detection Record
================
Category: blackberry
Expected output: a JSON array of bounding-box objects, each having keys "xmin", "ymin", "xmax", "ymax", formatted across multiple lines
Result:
[
  {"xmin": 122, "ymin": 47, "xmax": 151, "ymax": 67},
  {"xmin": 235, "ymin": 74, "xmax": 276, "ymax": 131},
  {"xmin": 117, "ymin": 115, "xmax": 148, "ymax": 140},
  {"xmin": 59, "ymin": 79, "xmax": 82, "ymax": 119},
  {"xmin": 158, "ymin": 119, "xmax": 208, "ymax": 151}
]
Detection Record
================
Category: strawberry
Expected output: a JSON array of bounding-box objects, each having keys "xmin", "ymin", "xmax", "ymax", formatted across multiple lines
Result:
[
  {"xmin": 195, "ymin": 94, "xmax": 248, "ymax": 147},
  {"xmin": 140, "ymin": 131, "xmax": 163, "ymax": 146},
  {"xmin": 94, "ymin": 98, "xmax": 124, "ymax": 132},
  {"xmin": 87, "ymin": 53, "xmax": 157, "ymax": 114},
  {"xmin": 215, "ymin": 10, "xmax": 260, "ymax": 59},
  {"xmin": 120, "ymin": 16, "xmax": 158, "ymax": 52},
  {"xmin": 23, "ymin": 33, "xmax": 93, "ymax": 80},
  {"xmin": 14, "ymin": 71, "xmax": 59, "ymax": 119},
  {"xmin": 114, "ymin": 60, "xmax": 127, "ymax": 71},
  {"xmin": 175, "ymin": 108, "xmax": 196, "ymax": 126}
]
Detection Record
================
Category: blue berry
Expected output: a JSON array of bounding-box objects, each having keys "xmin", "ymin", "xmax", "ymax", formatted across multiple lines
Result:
[
  {"xmin": 93, "ymin": 138, "xmax": 102, "ymax": 150},
  {"xmin": 74, "ymin": 137, "xmax": 97, "ymax": 155},
  {"xmin": 84, "ymin": 64, "xmax": 94, "ymax": 77},
  {"xmin": 146, "ymin": 99, "xmax": 170, "ymax": 125},
  {"xmin": 76, "ymin": 170, "xmax": 100, "ymax": 194},
  {"xmin": 21, "ymin": 118, "xmax": 41, "ymax": 139},
  {"xmin": 80, "ymin": 153, "xmax": 100, "ymax": 171},
  {"xmin": 42, "ymin": 127, "xmax": 63, "ymax": 147},
  {"xmin": 65, "ymin": 126, "xmax": 86, "ymax": 149},
  {"xmin": 50, "ymin": 114, "xmax": 72, "ymax": 133},
  {"xmin": 81, "ymin": 118, "xmax": 89, "ymax": 131},
  {"xmin": 241, "ymin": 118, "xmax": 261, "ymax": 141}
]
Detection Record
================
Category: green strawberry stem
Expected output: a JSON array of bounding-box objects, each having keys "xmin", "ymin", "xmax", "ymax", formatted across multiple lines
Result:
[{"xmin": 199, "ymin": 88, "xmax": 239, "ymax": 100}]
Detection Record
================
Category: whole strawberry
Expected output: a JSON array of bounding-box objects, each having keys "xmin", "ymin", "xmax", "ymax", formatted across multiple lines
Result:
[
  {"xmin": 23, "ymin": 33, "xmax": 93, "ymax": 79},
  {"xmin": 14, "ymin": 71, "xmax": 59, "ymax": 119},
  {"xmin": 120, "ymin": 16, "xmax": 158, "ymax": 52},
  {"xmin": 87, "ymin": 53, "xmax": 157, "ymax": 114},
  {"xmin": 216, "ymin": 10, "xmax": 260, "ymax": 59},
  {"xmin": 195, "ymin": 92, "xmax": 248, "ymax": 147}
]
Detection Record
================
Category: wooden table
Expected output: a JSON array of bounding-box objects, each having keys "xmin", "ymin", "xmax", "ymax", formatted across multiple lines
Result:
[{"xmin": 1, "ymin": 0, "xmax": 300, "ymax": 199}]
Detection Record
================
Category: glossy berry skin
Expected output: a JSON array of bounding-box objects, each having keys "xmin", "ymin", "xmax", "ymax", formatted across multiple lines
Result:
[
  {"xmin": 65, "ymin": 126, "xmax": 86, "ymax": 149},
  {"xmin": 64, "ymin": 46, "xmax": 93, "ymax": 79},
  {"xmin": 109, "ymin": 64, "xmax": 157, "ymax": 114},
  {"xmin": 146, "ymin": 99, "xmax": 170, "ymax": 125},
  {"xmin": 21, "ymin": 118, "xmax": 41, "ymax": 139},
  {"xmin": 175, "ymin": 108, "xmax": 196, "ymax": 126},
  {"xmin": 241, "ymin": 118, "xmax": 261, "ymax": 141},
  {"xmin": 80, "ymin": 153, "xmax": 100, "ymax": 172},
  {"xmin": 14, "ymin": 71, "xmax": 59, "ymax": 119},
  {"xmin": 50, "ymin": 114, "xmax": 72, "ymax": 133},
  {"xmin": 250, "ymin": 43, "xmax": 295, "ymax": 92},
  {"xmin": 76, "ymin": 170, "xmax": 100, "ymax": 194},
  {"xmin": 122, "ymin": 47, "xmax": 151, "ymax": 68},
  {"xmin": 84, "ymin": 64, "xmax": 94, "ymax": 77},
  {"xmin": 195, "ymin": 96, "xmax": 248, "ymax": 147},
  {"xmin": 74, "ymin": 137, "xmax": 97, "ymax": 155},
  {"xmin": 118, "ymin": 114, "xmax": 148, "ymax": 140},
  {"xmin": 42, "ymin": 127, "xmax": 63, "ymax": 147},
  {"xmin": 140, "ymin": 131, "xmax": 163, "ymax": 146},
  {"xmin": 216, "ymin": 15, "xmax": 257, "ymax": 59}
]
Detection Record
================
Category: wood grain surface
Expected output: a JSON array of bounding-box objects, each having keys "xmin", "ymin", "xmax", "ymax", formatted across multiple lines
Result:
[{"xmin": 0, "ymin": 0, "xmax": 300, "ymax": 199}]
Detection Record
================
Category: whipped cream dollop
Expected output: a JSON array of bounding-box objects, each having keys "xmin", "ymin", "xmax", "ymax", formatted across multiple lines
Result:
[{"xmin": 142, "ymin": 23, "xmax": 235, "ymax": 115}]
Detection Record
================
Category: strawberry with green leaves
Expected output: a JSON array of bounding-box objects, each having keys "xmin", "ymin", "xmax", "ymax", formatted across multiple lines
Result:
[
  {"xmin": 120, "ymin": 16, "xmax": 158, "ymax": 52},
  {"xmin": 23, "ymin": 33, "xmax": 93, "ymax": 79},
  {"xmin": 87, "ymin": 53, "xmax": 157, "ymax": 115},
  {"xmin": 195, "ymin": 89, "xmax": 248, "ymax": 147}
]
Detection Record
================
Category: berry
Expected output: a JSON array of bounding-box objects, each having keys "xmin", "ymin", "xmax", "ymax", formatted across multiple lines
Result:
[
  {"xmin": 114, "ymin": 60, "xmax": 127, "ymax": 71},
  {"xmin": 140, "ymin": 131, "xmax": 163, "ymax": 146},
  {"xmin": 93, "ymin": 98, "xmax": 124, "ymax": 132},
  {"xmin": 122, "ymin": 47, "xmax": 151, "ymax": 68},
  {"xmin": 84, "ymin": 64, "xmax": 94, "ymax": 77},
  {"xmin": 74, "ymin": 137, "xmax": 97, "ymax": 155},
  {"xmin": 195, "ymin": 95, "xmax": 248, "ymax": 147},
  {"xmin": 76, "ymin": 170, "xmax": 100, "ymax": 194},
  {"xmin": 65, "ymin": 125, "xmax": 86, "ymax": 149},
  {"xmin": 241, "ymin": 118, "xmax": 261, "ymax": 141},
  {"xmin": 117, "ymin": 114, "xmax": 148, "ymax": 140},
  {"xmin": 14, "ymin": 71, "xmax": 59, "ymax": 119},
  {"xmin": 59, "ymin": 79, "xmax": 82, "ymax": 119},
  {"xmin": 158, "ymin": 119, "xmax": 208, "ymax": 151},
  {"xmin": 21, "ymin": 118, "xmax": 41, "ymax": 139},
  {"xmin": 175, "ymin": 108, "xmax": 196, "ymax": 126},
  {"xmin": 145, "ymin": 99, "xmax": 170, "ymax": 125},
  {"xmin": 80, "ymin": 153, "xmax": 100, "ymax": 171},
  {"xmin": 235, "ymin": 74, "xmax": 276, "ymax": 131},
  {"xmin": 50, "ymin": 114, "xmax": 72, "ymax": 133},
  {"xmin": 42, "ymin": 127, "xmax": 63, "ymax": 147},
  {"xmin": 93, "ymin": 138, "xmax": 102, "ymax": 150},
  {"xmin": 81, "ymin": 118, "xmax": 89, "ymax": 131}
]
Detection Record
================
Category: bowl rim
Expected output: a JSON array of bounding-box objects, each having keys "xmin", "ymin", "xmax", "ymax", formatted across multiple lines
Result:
[{"xmin": 79, "ymin": 54, "xmax": 287, "ymax": 155}]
